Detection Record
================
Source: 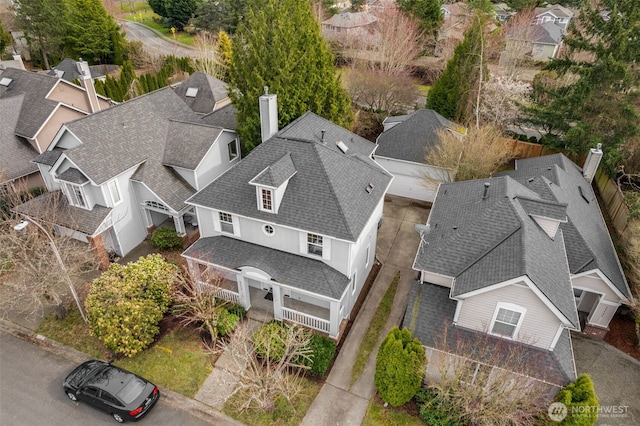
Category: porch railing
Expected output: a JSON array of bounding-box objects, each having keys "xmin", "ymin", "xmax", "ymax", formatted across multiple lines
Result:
[
  {"xmin": 215, "ymin": 288, "xmax": 240, "ymax": 303},
  {"xmin": 282, "ymin": 307, "xmax": 330, "ymax": 333}
]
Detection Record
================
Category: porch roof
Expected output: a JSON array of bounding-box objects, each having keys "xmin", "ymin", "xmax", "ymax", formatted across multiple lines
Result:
[
  {"xmin": 182, "ymin": 236, "xmax": 349, "ymax": 299},
  {"xmin": 403, "ymin": 281, "xmax": 576, "ymax": 386}
]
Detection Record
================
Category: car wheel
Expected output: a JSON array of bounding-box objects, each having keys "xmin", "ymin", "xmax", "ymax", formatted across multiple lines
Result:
[
  {"xmin": 112, "ymin": 413, "xmax": 125, "ymax": 423},
  {"xmin": 66, "ymin": 391, "xmax": 77, "ymax": 402}
]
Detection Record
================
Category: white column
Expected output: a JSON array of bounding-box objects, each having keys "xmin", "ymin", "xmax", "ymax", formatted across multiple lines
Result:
[
  {"xmin": 272, "ymin": 285, "xmax": 283, "ymax": 320},
  {"xmin": 329, "ymin": 300, "xmax": 340, "ymax": 339},
  {"xmin": 238, "ymin": 275, "xmax": 251, "ymax": 309}
]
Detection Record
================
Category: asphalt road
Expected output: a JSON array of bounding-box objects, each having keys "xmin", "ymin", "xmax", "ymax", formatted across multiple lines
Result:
[
  {"xmin": 120, "ymin": 20, "xmax": 197, "ymax": 59},
  {"xmin": 0, "ymin": 332, "xmax": 214, "ymax": 426}
]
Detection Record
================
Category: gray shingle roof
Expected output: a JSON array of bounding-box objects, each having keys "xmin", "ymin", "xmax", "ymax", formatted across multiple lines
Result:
[
  {"xmin": 13, "ymin": 190, "xmax": 111, "ymax": 236},
  {"xmin": 48, "ymin": 58, "xmax": 104, "ymax": 82},
  {"xmin": 188, "ymin": 112, "xmax": 392, "ymax": 241},
  {"xmin": 403, "ymin": 281, "xmax": 576, "ymax": 386},
  {"xmin": 162, "ymin": 120, "xmax": 223, "ymax": 170},
  {"xmin": 505, "ymin": 154, "xmax": 630, "ymax": 298},
  {"xmin": 174, "ymin": 72, "xmax": 229, "ymax": 114},
  {"xmin": 0, "ymin": 68, "xmax": 59, "ymax": 139},
  {"xmin": 376, "ymin": 109, "xmax": 461, "ymax": 164},
  {"xmin": 414, "ymin": 176, "xmax": 579, "ymax": 328},
  {"xmin": 57, "ymin": 168, "xmax": 89, "ymax": 184},
  {"xmin": 61, "ymin": 88, "xmax": 203, "ymax": 211},
  {"xmin": 251, "ymin": 153, "xmax": 296, "ymax": 187},
  {"xmin": 32, "ymin": 148, "xmax": 65, "ymax": 166},
  {"xmin": 0, "ymin": 95, "xmax": 39, "ymax": 182},
  {"xmin": 533, "ymin": 22, "xmax": 565, "ymax": 44},
  {"xmin": 199, "ymin": 103, "xmax": 237, "ymax": 130},
  {"xmin": 183, "ymin": 236, "xmax": 349, "ymax": 299}
]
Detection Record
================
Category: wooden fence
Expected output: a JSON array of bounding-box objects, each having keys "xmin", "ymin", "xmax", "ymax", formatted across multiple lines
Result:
[{"xmin": 594, "ymin": 169, "xmax": 630, "ymax": 235}]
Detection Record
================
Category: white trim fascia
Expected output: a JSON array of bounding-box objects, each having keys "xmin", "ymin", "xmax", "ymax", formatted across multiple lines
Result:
[
  {"xmin": 550, "ymin": 324, "xmax": 566, "ymax": 350},
  {"xmin": 571, "ymin": 269, "xmax": 629, "ymax": 302},
  {"xmin": 192, "ymin": 131, "xmax": 223, "ymax": 172},
  {"xmin": 522, "ymin": 276, "xmax": 578, "ymax": 328},
  {"xmin": 90, "ymin": 211, "xmax": 114, "ymax": 238},
  {"xmin": 453, "ymin": 299, "xmax": 463, "ymax": 323},
  {"xmin": 52, "ymin": 157, "xmax": 98, "ymax": 186},
  {"xmin": 453, "ymin": 276, "xmax": 525, "ymax": 299},
  {"xmin": 375, "ymin": 155, "xmax": 456, "ymax": 176},
  {"xmin": 248, "ymin": 166, "xmax": 278, "ymax": 189}
]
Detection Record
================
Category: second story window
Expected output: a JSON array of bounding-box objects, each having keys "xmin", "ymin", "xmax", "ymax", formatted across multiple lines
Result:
[
  {"xmin": 228, "ymin": 140, "xmax": 238, "ymax": 161},
  {"xmin": 307, "ymin": 233, "xmax": 323, "ymax": 257},
  {"xmin": 65, "ymin": 183, "xmax": 86, "ymax": 208},
  {"xmin": 107, "ymin": 179, "xmax": 121, "ymax": 205},
  {"xmin": 261, "ymin": 189, "xmax": 273, "ymax": 212},
  {"xmin": 219, "ymin": 212, "xmax": 234, "ymax": 234}
]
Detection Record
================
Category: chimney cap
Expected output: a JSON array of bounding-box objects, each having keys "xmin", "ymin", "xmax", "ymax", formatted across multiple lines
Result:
[{"xmin": 263, "ymin": 86, "xmax": 269, "ymax": 95}]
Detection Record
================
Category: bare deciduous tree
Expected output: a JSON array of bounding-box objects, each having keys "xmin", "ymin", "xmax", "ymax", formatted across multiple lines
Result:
[
  {"xmin": 344, "ymin": 68, "xmax": 419, "ymax": 113},
  {"xmin": 425, "ymin": 125, "xmax": 513, "ymax": 183},
  {"xmin": 371, "ymin": 6, "xmax": 424, "ymax": 76},
  {"xmin": 479, "ymin": 75, "xmax": 531, "ymax": 129},
  {"xmin": 0, "ymin": 189, "xmax": 97, "ymax": 319},
  {"xmin": 422, "ymin": 323, "xmax": 553, "ymax": 425},
  {"xmin": 172, "ymin": 266, "xmax": 234, "ymax": 343},
  {"xmin": 216, "ymin": 322, "xmax": 312, "ymax": 413},
  {"xmin": 192, "ymin": 31, "xmax": 225, "ymax": 79},
  {"xmin": 500, "ymin": 9, "xmax": 537, "ymax": 80}
]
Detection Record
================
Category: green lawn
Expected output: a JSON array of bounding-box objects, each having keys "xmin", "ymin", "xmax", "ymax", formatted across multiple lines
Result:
[
  {"xmin": 362, "ymin": 399, "xmax": 424, "ymax": 426},
  {"xmin": 37, "ymin": 307, "xmax": 213, "ymax": 398},
  {"xmin": 350, "ymin": 272, "xmax": 400, "ymax": 386}
]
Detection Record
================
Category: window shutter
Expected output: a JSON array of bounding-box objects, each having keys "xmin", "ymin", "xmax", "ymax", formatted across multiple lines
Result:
[
  {"xmin": 322, "ymin": 236, "xmax": 331, "ymax": 260},
  {"xmin": 212, "ymin": 211, "xmax": 221, "ymax": 232},
  {"xmin": 299, "ymin": 232, "xmax": 307, "ymax": 254}
]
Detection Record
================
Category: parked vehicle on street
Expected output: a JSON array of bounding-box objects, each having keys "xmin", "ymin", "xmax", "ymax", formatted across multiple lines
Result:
[{"xmin": 63, "ymin": 360, "xmax": 159, "ymax": 423}]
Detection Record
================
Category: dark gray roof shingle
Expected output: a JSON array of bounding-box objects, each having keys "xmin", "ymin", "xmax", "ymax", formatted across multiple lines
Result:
[
  {"xmin": 376, "ymin": 109, "xmax": 462, "ymax": 164},
  {"xmin": 183, "ymin": 236, "xmax": 349, "ymax": 299},
  {"xmin": 48, "ymin": 58, "xmax": 104, "ymax": 82},
  {"xmin": 188, "ymin": 112, "xmax": 392, "ymax": 241},
  {"xmin": 0, "ymin": 95, "xmax": 39, "ymax": 182},
  {"xmin": 250, "ymin": 153, "xmax": 296, "ymax": 187},
  {"xmin": 32, "ymin": 148, "xmax": 65, "ymax": 166},
  {"xmin": 162, "ymin": 120, "xmax": 223, "ymax": 170},
  {"xmin": 199, "ymin": 103, "xmax": 237, "ymax": 130},
  {"xmin": 174, "ymin": 72, "xmax": 228, "ymax": 114},
  {"xmin": 57, "ymin": 168, "xmax": 89, "ymax": 184}
]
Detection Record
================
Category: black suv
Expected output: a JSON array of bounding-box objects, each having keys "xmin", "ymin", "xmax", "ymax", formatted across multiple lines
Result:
[{"xmin": 63, "ymin": 360, "xmax": 159, "ymax": 423}]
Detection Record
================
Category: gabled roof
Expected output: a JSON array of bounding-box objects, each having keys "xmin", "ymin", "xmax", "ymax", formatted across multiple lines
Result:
[
  {"xmin": 500, "ymin": 153, "xmax": 630, "ymax": 299},
  {"xmin": 58, "ymin": 88, "xmax": 204, "ymax": 211},
  {"xmin": 174, "ymin": 72, "xmax": 229, "ymax": 114},
  {"xmin": 534, "ymin": 5, "xmax": 573, "ymax": 19},
  {"xmin": 532, "ymin": 22, "xmax": 565, "ymax": 45},
  {"xmin": 199, "ymin": 103, "xmax": 237, "ymax": 130},
  {"xmin": 414, "ymin": 176, "xmax": 579, "ymax": 327},
  {"xmin": 322, "ymin": 11, "xmax": 377, "ymax": 29},
  {"xmin": 188, "ymin": 112, "xmax": 392, "ymax": 241},
  {"xmin": 48, "ymin": 58, "xmax": 105, "ymax": 82},
  {"xmin": 0, "ymin": 67, "xmax": 59, "ymax": 139},
  {"xmin": 0, "ymin": 95, "xmax": 39, "ymax": 182},
  {"xmin": 251, "ymin": 153, "xmax": 296, "ymax": 188},
  {"xmin": 162, "ymin": 120, "xmax": 224, "ymax": 170},
  {"xmin": 376, "ymin": 109, "xmax": 462, "ymax": 164}
]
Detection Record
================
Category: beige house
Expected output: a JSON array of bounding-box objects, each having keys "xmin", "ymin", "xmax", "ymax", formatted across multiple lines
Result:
[{"xmin": 406, "ymin": 148, "xmax": 632, "ymax": 392}]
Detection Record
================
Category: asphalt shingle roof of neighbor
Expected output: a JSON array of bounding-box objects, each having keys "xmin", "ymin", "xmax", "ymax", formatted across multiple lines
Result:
[
  {"xmin": 13, "ymin": 190, "xmax": 111, "ymax": 235},
  {"xmin": 376, "ymin": 109, "xmax": 461, "ymax": 164},
  {"xmin": 199, "ymin": 103, "xmax": 237, "ymax": 130},
  {"xmin": 0, "ymin": 67, "xmax": 59, "ymax": 139},
  {"xmin": 503, "ymin": 153, "xmax": 630, "ymax": 298},
  {"xmin": 188, "ymin": 112, "xmax": 392, "ymax": 241},
  {"xmin": 61, "ymin": 87, "xmax": 203, "ymax": 212},
  {"xmin": 414, "ymin": 176, "xmax": 579, "ymax": 328},
  {"xmin": 162, "ymin": 120, "xmax": 223, "ymax": 170},
  {"xmin": 174, "ymin": 72, "xmax": 229, "ymax": 114},
  {"xmin": 534, "ymin": 21, "xmax": 565, "ymax": 44},
  {"xmin": 47, "ymin": 58, "xmax": 104, "ymax": 82},
  {"xmin": 0, "ymin": 95, "xmax": 39, "ymax": 182},
  {"xmin": 183, "ymin": 236, "xmax": 349, "ymax": 299},
  {"xmin": 57, "ymin": 167, "xmax": 89, "ymax": 184},
  {"xmin": 403, "ymin": 281, "xmax": 577, "ymax": 386},
  {"xmin": 32, "ymin": 147, "xmax": 65, "ymax": 166}
]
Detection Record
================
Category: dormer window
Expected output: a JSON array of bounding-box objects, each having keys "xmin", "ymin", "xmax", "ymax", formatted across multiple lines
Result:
[
  {"xmin": 261, "ymin": 189, "xmax": 273, "ymax": 212},
  {"xmin": 307, "ymin": 233, "xmax": 323, "ymax": 257},
  {"xmin": 64, "ymin": 183, "xmax": 86, "ymax": 208}
]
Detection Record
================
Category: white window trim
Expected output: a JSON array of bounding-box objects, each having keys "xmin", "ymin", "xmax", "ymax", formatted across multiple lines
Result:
[
  {"xmin": 352, "ymin": 270, "xmax": 357, "ymax": 294},
  {"xmin": 107, "ymin": 179, "xmax": 122, "ymax": 206},
  {"xmin": 365, "ymin": 245, "xmax": 370, "ymax": 268},
  {"xmin": 262, "ymin": 224, "xmax": 275, "ymax": 236},
  {"xmin": 64, "ymin": 182, "xmax": 87, "ymax": 209},
  {"xmin": 228, "ymin": 139, "xmax": 239, "ymax": 161},
  {"xmin": 259, "ymin": 188, "xmax": 274, "ymax": 213},
  {"xmin": 489, "ymin": 302, "xmax": 526, "ymax": 340},
  {"xmin": 219, "ymin": 212, "xmax": 234, "ymax": 234},
  {"xmin": 307, "ymin": 233, "xmax": 324, "ymax": 257}
]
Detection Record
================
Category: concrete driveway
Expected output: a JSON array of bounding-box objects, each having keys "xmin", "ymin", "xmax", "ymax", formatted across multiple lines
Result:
[{"xmin": 572, "ymin": 332, "xmax": 640, "ymax": 426}]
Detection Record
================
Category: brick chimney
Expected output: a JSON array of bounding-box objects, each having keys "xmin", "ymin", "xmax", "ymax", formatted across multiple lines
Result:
[
  {"xmin": 259, "ymin": 87, "xmax": 278, "ymax": 143},
  {"xmin": 76, "ymin": 59, "xmax": 101, "ymax": 113},
  {"xmin": 582, "ymin": 143, "xmax": 603, "ymax": 183}
]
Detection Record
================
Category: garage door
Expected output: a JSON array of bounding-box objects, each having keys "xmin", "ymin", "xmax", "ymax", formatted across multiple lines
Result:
[{"xmin": 388, "ymin": 173, "xmax": 436, "ymax": 202}]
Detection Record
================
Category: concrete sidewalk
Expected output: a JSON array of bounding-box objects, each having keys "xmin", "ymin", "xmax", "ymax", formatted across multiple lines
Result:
[{"xmin": 301, "ymin": 196, "xmax": 430, "ymax": 426}]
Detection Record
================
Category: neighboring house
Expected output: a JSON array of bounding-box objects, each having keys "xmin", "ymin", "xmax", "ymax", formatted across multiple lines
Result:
[
  {"xmin": 182, "ymin": 93, "xmax": 393, "ymax": 339},
  {"xmin": 534, "ymin": 5, "xmax": 573, "ymax": 31},
  {"xmin": 321, "ymin": 11, "xmax": 378, "ymax": 47},
  {"xmin": 15, "ymin": 87, "xmax": 241, "ymax": 267},
  {"xmin": 374, "ymin": 109, "xmax": 465, "ymax": 202},
  {"xmin": 437, "ymin": 2, "xmax": 472, "ymax": 57},
  {"xmin": 47, "ymin": 58, "xmax": 107, "ymax": 83},
  {"xmin": 0, "ymin": 63, "xmax": 111, "ymax": 193},
  {"xmin": 405, "ymin": 147, "xmax": 632, "ymax": 391},
  {"xmin": 493, "ymin": 2, "xmax": 515, "ymax": 22},
  {"xmin": 173, "ymin": 71, "xmax": 231, "ymax": 115}
]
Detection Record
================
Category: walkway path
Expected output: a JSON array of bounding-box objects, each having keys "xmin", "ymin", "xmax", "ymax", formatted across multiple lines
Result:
[{"xmin": 300, "ymin": 196, "xmax": 430, "ymax": 425}]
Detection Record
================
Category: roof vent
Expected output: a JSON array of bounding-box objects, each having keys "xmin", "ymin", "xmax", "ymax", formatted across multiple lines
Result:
[
  {"xmin": 336, "ymin": 140, "xmax": 349, "ymax": 154},
  {"xmin": 186, "ymin": 87, "xmax": 198, "ymax": 97},
  {"xmin": 321, "ymin": 129, "xmax": 326, "ymax": 144},
  {"xmin": 0, "ymin": 77, "xmax": 12, "ymax": 86},
  {"xmin": 482, "ymin": 182, "xmax": 490, "ymax": 199},
  {"xmin": 365, "ymin": 183, "xmax": 374, "ymax": 194}
]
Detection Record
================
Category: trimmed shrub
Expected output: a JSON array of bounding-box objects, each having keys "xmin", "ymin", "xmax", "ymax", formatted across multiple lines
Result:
[
  {"xmin": 306, "ymin": 334, "xmax": 336, "ymax": 376},
  {"xmin": 555, "ymin": 374, "xmax": 599, "ymax": 425},
  {"xmin": 225, "ymin": 302, "xmax": 247, "ymax": 320},
  {"xmin": 150, "ymin": 227, "xmax": 183, "ymax": 250},
  {"xmin": 374, "ymin": 327, "xmax": 426, "ymax": 406},
  {"xmin": 417, "ymin": 387, "xmax": 462, "ymax": 426},
  {"xmin": 85, "ymin": 254, "xmax": 177, "ymax": 357},
  {"xmin": 253, "ymin": 321, "xmax": 288, "ymax": 360},
  {"xmin": 216, "ymin": 310, "xmax": 240, "ymax": 337}
]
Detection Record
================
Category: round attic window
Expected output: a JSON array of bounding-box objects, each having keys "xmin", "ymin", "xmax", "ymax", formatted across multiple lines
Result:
[{"xmin": 263, "ymin": 224, "xmax": 275, "ymax": 236}]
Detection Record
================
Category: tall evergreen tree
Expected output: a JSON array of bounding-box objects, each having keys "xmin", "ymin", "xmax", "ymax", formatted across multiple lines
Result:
[
  {"xmin": 12, "ymin": 0, "xmax": 69, "ymax": 69},
  {"xmin": 229, "ymin": 0, "xmax": 353, "ymax": 152},
  {"xmin": 521, "ymin": 0, "xmax": 640, "ymax": 174},
  {"xmin": 217, "ymin": 31, "xmax": 232, "ymax": 81},
  {"xmin": 397, "ymin": 0, "xmax": 443, "ymax": 39},
  {"xmin": 426, "ymin": 3, "xmax": 491, "ymax": 124},
  {"xmin": 66, "ymin": 0, "xmax": 127, "ymax": 65},
  {"xmin": 0, "ymin": 21, "xmax": 11, "ymax": 54},
  {"xmin": 193, "ymin": 0, "xmax": 248, "ymax": 34}
]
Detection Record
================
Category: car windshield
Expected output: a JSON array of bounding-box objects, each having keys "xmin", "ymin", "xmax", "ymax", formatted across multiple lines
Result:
[{"xmin": 116, "ymin": 376, "xmax": 147, "ymax": 404}]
